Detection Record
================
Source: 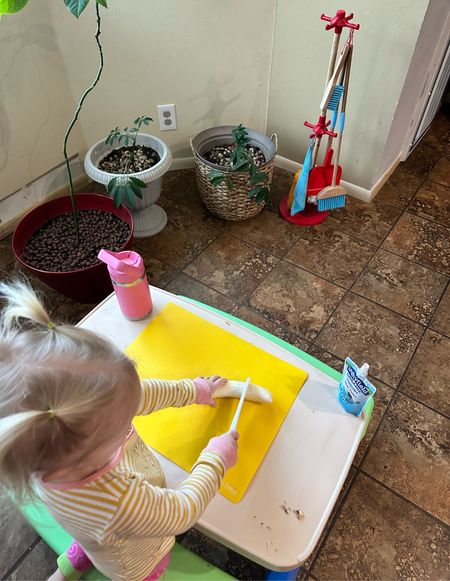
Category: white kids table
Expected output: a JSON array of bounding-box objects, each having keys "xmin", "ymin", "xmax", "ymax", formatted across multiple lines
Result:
[{"xmin": 79, "ymin": 287, "xmax": 370, "ymax": 578}]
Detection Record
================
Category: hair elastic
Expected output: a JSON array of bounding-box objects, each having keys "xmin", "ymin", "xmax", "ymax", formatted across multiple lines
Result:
[
  {"xmin": 47, "ymin": 321, "xmax": 56, "ymax": 330},
  {"xmin": 47, "ymin": 409, "xmax": 57, "ymax": 418}
]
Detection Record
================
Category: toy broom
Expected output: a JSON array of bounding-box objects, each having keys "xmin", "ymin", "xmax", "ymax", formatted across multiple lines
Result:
[{"xmin": 280, "ymin": 9, "xmax": 359, "ymax": 226}]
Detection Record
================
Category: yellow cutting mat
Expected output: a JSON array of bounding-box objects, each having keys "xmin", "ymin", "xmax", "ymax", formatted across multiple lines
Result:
[{"xmin": 127, "ymin": 303, "xmax": 308, "ymax": 503}]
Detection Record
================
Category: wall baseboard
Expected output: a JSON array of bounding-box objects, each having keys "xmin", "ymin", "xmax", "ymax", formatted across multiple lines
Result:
[
  {"xmin": 1, "ymin": 152, "xmax": 397, "ymax": 240},
  {"xmin": 0, "ymin": 174, "xmax": 90, "ymax": 240},
  {"xmin": 274, "ymin": 155, "xmax": 373, "ymax": 202}
]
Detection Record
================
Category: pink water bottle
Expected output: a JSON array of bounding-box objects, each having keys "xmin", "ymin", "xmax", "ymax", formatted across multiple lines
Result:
[{"xmin": 98, "ymin": 249, "xmax": 152, "ymax": 320}]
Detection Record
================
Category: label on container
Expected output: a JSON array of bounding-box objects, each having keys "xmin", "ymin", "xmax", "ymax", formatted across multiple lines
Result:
[{"xmin": 338, "ymin": 357, "xmax": 376, "ymax": 416}]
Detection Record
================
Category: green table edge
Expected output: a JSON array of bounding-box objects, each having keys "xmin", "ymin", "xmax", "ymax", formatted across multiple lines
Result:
[
  {"xmin": 19, "ymin": 501, "xmax": 233, "ymax": 580},
  {"xmin": 18, "ymin": 296, "xmax": 374, "ymax": 580}
]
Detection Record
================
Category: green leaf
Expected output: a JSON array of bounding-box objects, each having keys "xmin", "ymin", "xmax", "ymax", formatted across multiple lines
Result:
[
  {"xmin": 107, "ymin": 177, "xmax": 118, "ymax": 194},
  {"xmin": 210, "ymin": 176, "xmax": 225, "ymax": 187},
  {"xmin": 129, "ymin": 181, "xmax": 143, "ymax": 199},
  {"xmin": 233, "ymin": 159, "xmax": 250, "ymax": 172},
  {"xmin": 125, "ymin": 186, "xmax": 135, "ymax": 209},
  {"xmin": 248, "ymin": 186, "xmax": 262, "ymax": 198},
  {"xmin": 249, "ymin": 172, "xmax": 266, "ymax": 185},
  {"xmin": 226, "ymin": 177, "xmax": 234, "ymax": 191},
  {"xmin": 124, "ymin": 136, "xmax": 130, "ymax": 146},
  {"xmin": 256, "ymin": 191, "xmax": 267, "ymax": 204},
  {"xmin": 130, "ymin": 176, "xmax": 146, "ymax": 187},
  {"xmin": 208, "ymin": 169, "xmax": 223, "ymax": 180},
  {"xmin": 64, "ymin": 0, "xmax": 90, "ymax": 18},
  {"xmin": 96, "ymin": 0, "xmax": 107, "ymax": 7},
  {"xmin": 0, "ymin": 0, "xmax": 29, "ymax": 14},
  {"xmin": 112, "ymin": 184, "xmax": 122, "ymax": 207},
  {"xmin": 129, "ymin": 127, "xmax": 138, "ymax": 133}
]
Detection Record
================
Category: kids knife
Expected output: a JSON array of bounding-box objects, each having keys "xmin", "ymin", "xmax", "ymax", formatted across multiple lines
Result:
[{"xmin": 229, "ymin": 377, "xmax": 250, "ymax": 433}]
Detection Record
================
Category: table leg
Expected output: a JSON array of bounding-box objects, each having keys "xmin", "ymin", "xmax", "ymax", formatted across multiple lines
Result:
[{"xmin": 265, "ymin": 567, "xmax": 303, "ymax": 580}]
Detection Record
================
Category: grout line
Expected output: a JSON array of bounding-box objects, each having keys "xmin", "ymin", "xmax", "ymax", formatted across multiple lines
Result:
[
  {"xmin": 2, "ymin": 538, "xmax": 42, "ymax": 581},
  {"xmin": 359, "ymin": 471, "xmax": 450, "ymax": 528},
  {"xmin": 375, "ymin": 244, "xmax": 450, "ymax": 279},
  {"xmin": 396, "ymin": 389, "xmax": 450, "ymax": 420},
  {"xmin": 426, "ymin": 277, "xmax": 450, "ymax": 339},
  {"xmin": 348, "ymin": 289, "xmax": 428, "ymax": 330},
  {"xmin": 307, "ymin": 189, "xmax": 408, "ymax": 349}
]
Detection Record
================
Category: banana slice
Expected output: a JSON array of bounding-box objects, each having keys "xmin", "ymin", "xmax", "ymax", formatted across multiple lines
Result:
[{"xmin": 213, "ymin": 380, "xmax": 272, "ymax": 403}]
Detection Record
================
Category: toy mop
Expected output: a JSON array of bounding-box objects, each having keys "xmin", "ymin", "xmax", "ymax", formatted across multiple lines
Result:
[{"xmin": 280, "ymin": 10, "xmax": 359, "ymax": 226}]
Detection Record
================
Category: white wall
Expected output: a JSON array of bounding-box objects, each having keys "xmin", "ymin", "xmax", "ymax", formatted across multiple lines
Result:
[
  {"xmin": 267, "ymin": 0, "xmax": 429, "ymax": 189},
  {"xmin": 378, "ymin": 0, "xmax": 450, "ymax": 177},
  {"xmin": 0, "ymin": 2, "xmax": 85, "ymax": 200},
  {"xmin": 0, "ymin": 0, "xmax": 433, "ymax": 204},
  {"xmin": 47, "ymin": 0, "xmax": 276, "ymax": 159}
]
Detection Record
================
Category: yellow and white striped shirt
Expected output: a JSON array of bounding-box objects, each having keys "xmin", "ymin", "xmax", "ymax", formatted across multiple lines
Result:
[{"xmin": 38, "ymin": 379, "xmax": 226, "ymax": 581}]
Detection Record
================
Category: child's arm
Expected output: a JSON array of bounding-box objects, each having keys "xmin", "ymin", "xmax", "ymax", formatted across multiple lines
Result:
[
  {"xmin": 108, "ymin": 432, "xmax": 238, "ymax": 539},
  {"xmin": 138, "ymin": 376, "xmax": 226, "ymax": 415}
]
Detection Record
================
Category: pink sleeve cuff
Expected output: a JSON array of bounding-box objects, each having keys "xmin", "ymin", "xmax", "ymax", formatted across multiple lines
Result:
[
  {"xmin": 67, "ymin": 541, "xmax": 92, "ymax": 572},
  {"xmin": 194, "ymin": 378, "xmax": 212, "ymax": 404}
]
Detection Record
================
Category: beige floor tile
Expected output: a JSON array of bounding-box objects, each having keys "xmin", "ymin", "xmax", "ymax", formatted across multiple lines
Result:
[
  {"xmin": 428, "ymin": 157, "xmax": 450, "ymax": 187},
  {"xmin": 399, "ymin": 330, "xmax": 450, "ymax": 416},
  {"xmin": 430, "ymin": 282, "xmax": 450, "ymax": 336},
  {"xmin": 165, "ymin": 273, "xmax": 238, "ymax": 314},
  {"xmin": 228, "ymin": 210, "xmax": 304, "ymax": 258},
  {"xmin": 407, "ymin": 180, "xmax": 450, "ymax": 227},
  {"xmin": 312, "ymin": 473, "xmax": 450, "ymax": 580},
  {"xmin": 235, "ymin": 305, "xmax": 310, "ymax": 351},
  {"xmin": 248, "ymin": 261, "xmax": 345, "ymax": 341},
  {"xmin": 185, "ymin": 233, "xmax": 278, "ymax": 301},
  {"xmin": 328, "ymin": 197, "xmax": 403, "ymax": 245},
  {"xmin": 376, "ymin": 166, "xmax": 424, "ymax": 208},
  {"xmin": 316, "ymin": 293, "xmax": 423, "ymax": 387},
  {"xmin": 382, "ymin": 212, "xmax": 450, "ymax": 275},
  {"xmin": 285, "ymin": 222, "xmax": 376, "ymax": 288},
  {"xmin": 363, "ymin": 394, "xmax": 450, "ymax": 524},
  {"xmin": 352, "ymin": 249, "xmax": 447, "ymax": 324}
]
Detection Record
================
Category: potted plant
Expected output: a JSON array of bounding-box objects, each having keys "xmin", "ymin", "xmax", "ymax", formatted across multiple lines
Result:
[
  {"xmin": 191, "ymin": 124, "xmax": 277, "ymax": 221},
  {"xmin": 84, "ymin": 115, "xmax": 172, "ymax": 237},
  {"xmin": 4, "ymin": 0, "xmax": 134, "ymax": 303}
]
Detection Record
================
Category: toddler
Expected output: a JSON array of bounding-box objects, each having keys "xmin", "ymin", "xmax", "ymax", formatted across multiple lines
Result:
[{"xmin": 0, "ymin": 281, "xmax": 239, "ymax": 581}]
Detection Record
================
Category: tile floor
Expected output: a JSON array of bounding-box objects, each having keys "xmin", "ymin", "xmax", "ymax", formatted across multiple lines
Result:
[{"xmin": 1, "ymin": 111, "xmax": 449, "ymax": 580}]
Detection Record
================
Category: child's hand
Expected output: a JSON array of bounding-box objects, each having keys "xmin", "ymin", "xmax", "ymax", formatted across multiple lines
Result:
[
  {"xmin": 194, "ymin": 375, "xmax": 227, "ymax": 407},
  {"xmin": 206, "ymin": 430, "xmax": 239, "ymax": 469}
]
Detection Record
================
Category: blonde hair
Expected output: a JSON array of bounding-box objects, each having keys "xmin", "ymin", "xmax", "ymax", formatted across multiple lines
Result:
[{"xmin": 0, "ymin": 280, "xmax": 140, "ymax": 500}]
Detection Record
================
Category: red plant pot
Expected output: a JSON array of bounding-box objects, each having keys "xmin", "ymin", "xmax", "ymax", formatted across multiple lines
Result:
[{"xmin": 12, "ymin": 193, "xmax": 134, "ymax": 304}]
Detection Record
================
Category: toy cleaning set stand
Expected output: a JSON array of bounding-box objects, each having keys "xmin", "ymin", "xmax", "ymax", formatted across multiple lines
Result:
[{"xmin": 280, "ymin": 10, "xmax": 360, "ymax": 226}]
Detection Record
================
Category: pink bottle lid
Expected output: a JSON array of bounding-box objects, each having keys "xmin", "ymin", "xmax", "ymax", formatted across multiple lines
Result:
[{"xmin": 98, "ymin": 249, "xmax": 144, "ymax": 284}]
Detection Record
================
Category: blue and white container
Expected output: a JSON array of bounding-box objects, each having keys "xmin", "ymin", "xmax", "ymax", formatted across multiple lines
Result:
[{"xmin": 338, "ymin": 357, "xmax": 376, "ymax": 417}]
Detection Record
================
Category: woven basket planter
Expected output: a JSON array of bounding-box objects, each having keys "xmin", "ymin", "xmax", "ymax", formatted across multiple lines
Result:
[{"xmin": 191, "ymin": 126, "xmax": 277, "ymax": 221}]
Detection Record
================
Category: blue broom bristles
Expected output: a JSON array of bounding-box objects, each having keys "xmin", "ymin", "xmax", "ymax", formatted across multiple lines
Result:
[
  {"xmin": 317, "ymin": 195, "xmax": 346, "ymax": 211},
  {"xmin": 327, "ymin": 85, "xmax": 344, "ymax": 112}
]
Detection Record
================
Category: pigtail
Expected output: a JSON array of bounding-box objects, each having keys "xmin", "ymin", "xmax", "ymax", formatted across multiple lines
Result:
[
  {"xmin": 0, "ymin": 410, "xmax": 49, "ymax": 500},
  {"xmin": 0, "ymin": 279, "xmax": 140, "ymax": 501},
  {"xmin": 0, "ymin": 280, "xmax": 55, "ymax": 332}
]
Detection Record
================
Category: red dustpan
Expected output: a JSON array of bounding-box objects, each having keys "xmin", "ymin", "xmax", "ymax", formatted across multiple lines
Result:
[{"xmin": 307, "ymin": 147, "xmax": 342, "ymax": 197}]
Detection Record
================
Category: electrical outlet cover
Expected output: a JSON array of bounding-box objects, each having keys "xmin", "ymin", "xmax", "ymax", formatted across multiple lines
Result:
[{"xmin": 157, "ymin": 104, "xmax": 177, "ymax": 131}]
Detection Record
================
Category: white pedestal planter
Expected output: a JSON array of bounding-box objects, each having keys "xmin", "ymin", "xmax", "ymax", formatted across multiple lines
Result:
[{"xmin": 84, "ymin": 133, "xmax": 172, "ymax": 237}]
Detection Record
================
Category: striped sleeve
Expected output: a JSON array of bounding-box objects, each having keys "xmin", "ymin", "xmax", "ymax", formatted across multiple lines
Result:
[
  {"xmin": 137, "ymin": 379, "xmax": 197, "ymax": 415},
  {"xmin": 107, "ymin": 450, "xmax": 226, "ymax": 539}
]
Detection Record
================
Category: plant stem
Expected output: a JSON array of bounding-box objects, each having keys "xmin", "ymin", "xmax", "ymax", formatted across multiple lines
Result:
[{"xmin": 62, "ymin": 2, "xmax": 104, "ymax": 242}]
